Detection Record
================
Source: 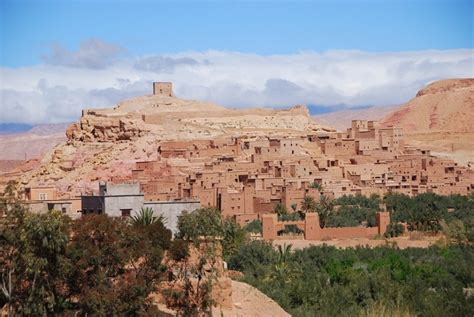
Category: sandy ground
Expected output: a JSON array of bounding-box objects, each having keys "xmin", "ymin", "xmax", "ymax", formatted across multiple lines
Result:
[
  {"xmin": 405, "ymin": 131, "xmax": 474, "ymax": 166},
  {"xmin": 212, "ymin": 280, "xmax": 291, "ymax": 317},
  {"xmin": 154, "ymin": 279, "xmax": 291, "ymax": 317},
  {"xmin": 273, "ymin": 234, "xmax": 442, "ymax": 250}
]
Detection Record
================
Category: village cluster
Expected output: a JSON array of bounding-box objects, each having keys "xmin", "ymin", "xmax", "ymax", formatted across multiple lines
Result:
[{"xmin": 21, "ymin": 117, "xmax": 474, "ymax": 239}]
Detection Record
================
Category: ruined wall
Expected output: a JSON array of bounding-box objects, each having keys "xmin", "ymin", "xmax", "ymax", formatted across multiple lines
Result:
[{"xmin": 262, "ymin": 212, "xmax": 390, "ymax": 240}]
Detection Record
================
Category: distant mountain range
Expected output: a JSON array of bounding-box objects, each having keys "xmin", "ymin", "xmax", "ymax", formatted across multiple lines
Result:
[
  {"xmin": 0, "ymin": 123, "xmax": 34, "ymax": 134},
  {"xmin": 306, "ymin": 104, "xmax": 374, "ymax": 116},
  {"xmin": 0, "ymin": 122, "xmax": 72, "ymax": 135},
  {"xmin": 0, "ymin": 123, "xmax": 70, "ymax": 160},
  {"xmin": 313, "ymin": 105, "xmax": 399, "ymax": 131}
]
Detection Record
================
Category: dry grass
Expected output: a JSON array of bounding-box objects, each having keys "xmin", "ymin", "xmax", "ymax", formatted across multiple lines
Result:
[
  {"xmin": 408, "ymin": 231, "xmax": 425, "ymax": 240},
  {"xmin": 359, "ymin": 302, "xmax": 415, "ymax": 317}
]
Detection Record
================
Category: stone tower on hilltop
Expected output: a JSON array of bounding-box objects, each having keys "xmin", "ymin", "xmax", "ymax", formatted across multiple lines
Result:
[{"xmin": 153, "ymin": 82, "xmax": 173, "ymax": 97}]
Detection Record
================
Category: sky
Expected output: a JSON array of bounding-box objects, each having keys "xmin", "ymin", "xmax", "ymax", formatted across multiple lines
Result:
[{"xmin": 1, "ymin": 0, "xmax": 473, "ymax": 124}]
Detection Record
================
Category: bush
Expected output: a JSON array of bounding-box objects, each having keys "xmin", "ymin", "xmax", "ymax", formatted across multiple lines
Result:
[
  {"xmin": 227, "ymin": 240, "xmax": 277, "ymax": 273},
  {"xmin": 176, "ymin": 207, "xmax": 223, "ymax": 240},
  {"xmin": 244, "ymin": 219, "xmax": 263, "ymax": 234},
  {"xmin": 277, "ymin": 224, "xmax": 304, "ymax": 236},
  {"xmin": 231, "ymin": 243, "xmax": 474, "ymax": 317},
  {"xmin": 324, "ymin": 194, "xmax": 377, "ymax": 228},
  {"xmin": 441, "ymin": 219, "xmax": 467, "ymax": 243},
  {"xmin": 384, "ymin": 222, "xmax": 405, "ymax": 238},
  {"xmin": 222, "ymin": 218, "xmax": 247, "ymax": 259},
  {"xmin": 273, "ymin": 202, "xmax": 288, "ymax": 215},
  {"xmin": 279, "ymin": 212, "xmax": 304, "ymax": 221},
  {"xmin": 169, "ymin": 239, "xmax": 189, "ymax": 261}
]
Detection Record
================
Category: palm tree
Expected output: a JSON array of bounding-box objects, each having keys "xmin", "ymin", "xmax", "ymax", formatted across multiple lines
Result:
[
  {"xmin": 273, "ymin": 203, "xmax": 288, "ymax": 216},
  {"xmin": 316, "ymin": 194, "xmax": 334, "ymax": 228},
  {"xmin": 310, "ymin": 182, "xmax": 324, "ymax": 193},
  {"xmin": 130, "ymin": 207, "xmax": 166, "ymax": 226},
  {"xmin": 266, "ymin": 244, "xmax": 299, "ymax": 287},
  {"xmin": 290, "ymin": 203, "xmax": 298, "ymax": 212},
  {"xmin": 301, "ymin": 195, "xmax": 317, "ymax": 213},
  {"xmin": 277, "ymin": 243, "xmax": 292, "ymax": 264}
]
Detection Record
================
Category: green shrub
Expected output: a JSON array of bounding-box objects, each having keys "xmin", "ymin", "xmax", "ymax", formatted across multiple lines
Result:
[
  {"xmin": 169, "ymin": 239, "xmax": 189, "ymax": 261},
  {"xmin": 384, "ymin": 222, "xmax": 405, "ymax": 238},
  {"xmin": 279, "ymin": 212, "xmax": 304, "ymax": 221},
  {"xmin": 277, "ymin": 224, "xmax": 304, "ymax": 235},
  {"xmin": 244, "ymin": 219, "xmax": 263, "ymax": 234}
]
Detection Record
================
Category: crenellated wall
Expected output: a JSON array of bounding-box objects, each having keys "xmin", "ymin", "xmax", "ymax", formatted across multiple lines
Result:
[{"xmin": 262, "ymin": 211, "xmax": 390, "ymax": 240}]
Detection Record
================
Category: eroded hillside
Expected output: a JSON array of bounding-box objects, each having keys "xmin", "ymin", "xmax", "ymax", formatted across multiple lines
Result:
[{"xmin": 381, "ymin": 78, "xmax": 474, "ymax": 165}]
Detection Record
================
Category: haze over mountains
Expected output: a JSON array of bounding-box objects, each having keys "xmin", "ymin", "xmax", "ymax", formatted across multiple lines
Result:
[
  {"xmin": 313, "ymin": 105, "xmax": 399, "ymax": 131},
  {"xmin": 0, "ymin": 123, "xmax": 69, "ymax": 160}
]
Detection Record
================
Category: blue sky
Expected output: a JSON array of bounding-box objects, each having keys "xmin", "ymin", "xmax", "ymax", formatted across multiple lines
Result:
[
  {"xmin": 1, "ymin": 0, "xmax": 473, "ymax": 67},
  {"xmin": 0, "ymin": 0, "xmax": 473, "ymax": 124}
]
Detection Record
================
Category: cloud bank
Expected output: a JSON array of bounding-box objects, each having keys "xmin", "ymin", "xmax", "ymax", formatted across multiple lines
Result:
[{"xmin": 1, "ymin": 39, "xmax": 473, "ymax": 124}]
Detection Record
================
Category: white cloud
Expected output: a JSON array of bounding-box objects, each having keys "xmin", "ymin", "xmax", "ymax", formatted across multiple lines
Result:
[{"xmin": 1, "ymin": 45, "xmax": 473, "ymax": 124}]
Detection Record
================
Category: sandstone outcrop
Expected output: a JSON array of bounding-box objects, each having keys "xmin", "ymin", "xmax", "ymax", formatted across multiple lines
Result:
[{"xmin": 66, "ymin": 116, "xmax": 150, "ymax": 142}]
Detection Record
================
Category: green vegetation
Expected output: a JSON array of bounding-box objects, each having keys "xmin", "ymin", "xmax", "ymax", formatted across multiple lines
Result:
[
  {"xmin": 279, "ymin": 212, "xmax": 304, "ymax": 221},
  {"xmin": 130, "ymin": 206, "xmax": 166, "ymax": 226},
  {"xmin": 228, "ymin": 241, "xmax": 474, "ymax": 317},
  {"xmin": 176, "ymin": 207, "xmax": 246, "ymax": 259},
  {"xmin": 384, "ymin": 222, "xmax": 405, "ymax": 238},
  {"xmin": 309, "ymin": 182, "xmax": 324, "ymax": 192},
  {"xmin": 298, "ymin": 192, "xmax": 474, "ymax": 240},
  {"xmin": 322, "ymin": 193, "xmax": 380, "ymax": 228},
  {"xmin": 176, "ymin": 207, "xmax": 224, "ymax": 241},
  {"xmin": 274, "ymin": 202, "xmax": 289, "ymax": 215},
  {"xmin": 244, "ymin": 219, "xmax": 263, "ymax": 234},
  {"xmin": 278, "ymin": 224, "xmax": 304, "ymax": 236},
  {"xmin": 2, "ymin": 186, "xmax": 473, "ymax": 316},
  {"xmin": 169, "ymin": 207, "xmax": 246, "ymax": 315},
  {"xmin": 384, "ymin": 192, "xmax": 474, "ymax": 240},
  {"xmin": 0, "ymin": 205, "xmax": 171, "ymax": 316},
  {"xmin": 301, "ymin": 195, "xmax": 317, "ymax": 213},
  {"xmin": 315, "ymin": 194, "xmax": 335, "ymax": 228},
  {"xmin": 228, "ymin": 192, "xmax": 474, "ymax": 316},
  {"xmin": 273, "ymin": 202, "xmax": 305, "ymax": 221}
]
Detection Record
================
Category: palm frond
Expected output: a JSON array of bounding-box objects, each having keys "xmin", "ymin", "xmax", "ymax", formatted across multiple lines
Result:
[{"xmin": 130, "ymin": 207, "xmax": 167, "ymax": 226}]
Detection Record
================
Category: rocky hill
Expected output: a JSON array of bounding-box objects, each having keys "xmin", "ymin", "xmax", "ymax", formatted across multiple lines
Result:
[
  {"xmin": 18, "ymin": 93, "xmax": 332, "ymax": 196},
  {"xmin": 381, "ymin": 78, "xmax": 474, "ymax": 165},
  {"xmin": 382, "ymin": 78, "xmax": 474, "ymax": 132}
]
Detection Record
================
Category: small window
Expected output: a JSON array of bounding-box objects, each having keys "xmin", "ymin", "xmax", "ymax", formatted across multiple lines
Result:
[
  {"xmin": 39, "ymin": 193, "xmax": 47, "ymax": 200},
  {"xmin": 61, "ymin": 207, "xmax": 67, "ymax": 214},
  {"xmin": 121, "ymin": 209, "xmax": 131, "ymax": 217}
]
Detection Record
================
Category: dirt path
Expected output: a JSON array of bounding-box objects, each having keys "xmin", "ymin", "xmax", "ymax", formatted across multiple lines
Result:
[{"xmin": 273, "ymin": 235, "xmax": 442, "ymax": 250}]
